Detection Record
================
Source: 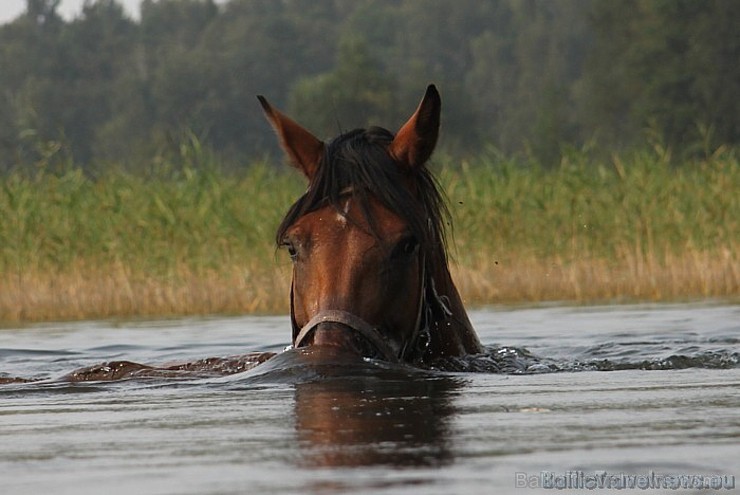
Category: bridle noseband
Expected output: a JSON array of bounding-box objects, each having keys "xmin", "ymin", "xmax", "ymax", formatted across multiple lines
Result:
[
  {"xmin": 293, "ymin": 309, "xmax": 401, "ymax": 362},
  {"xmin": 290, "ymin": 251, "xmax": 452, "ymax": 365}
]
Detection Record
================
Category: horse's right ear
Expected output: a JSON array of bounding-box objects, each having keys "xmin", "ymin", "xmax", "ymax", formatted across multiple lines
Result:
[{"xmin": 258, "ymin": 96, "xmax": 324, "ymax": 180}]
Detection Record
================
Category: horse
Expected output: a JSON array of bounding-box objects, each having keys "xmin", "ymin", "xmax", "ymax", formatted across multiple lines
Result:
[
  {"xmin": 258, "ymin": 84, "xmax": 483, "ymax": 367},
  {"xmin": 0, "ymin": 85, "xmax": 483, "ymax": 384}
]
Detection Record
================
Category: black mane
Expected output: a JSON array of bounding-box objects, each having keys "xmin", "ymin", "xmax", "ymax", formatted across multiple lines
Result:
[{"xmin": 276, "ymin": 126, "xmax": 450, "ymax": 264}]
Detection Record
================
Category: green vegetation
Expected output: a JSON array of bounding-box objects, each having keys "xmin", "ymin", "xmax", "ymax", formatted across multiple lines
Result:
[
  {"xmin": 442, "ymin": 146, "xmax": 739, "ymax": 304},
  {"xmin": 446, "ymin": 146, "xmax": 738, "ymax": 263},
  {"xmin": 1, "ymin": 147, "xmax": 737, "ymax": 322},
  {"xmin": 1, "ymin": 0, "xmax": 738, "ymax": 169}
]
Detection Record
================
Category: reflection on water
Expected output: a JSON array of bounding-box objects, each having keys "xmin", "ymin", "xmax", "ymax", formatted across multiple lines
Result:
[
  {"xmin": 294, "ymin": 375, "xmax": 460, "ymax": 468},
  {"xmin": 226, "ymin": 345, "xmax": 462, "ymax": 468}
]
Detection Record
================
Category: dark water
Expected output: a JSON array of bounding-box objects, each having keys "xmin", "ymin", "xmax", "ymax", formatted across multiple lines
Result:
[{"xmin": 1, "ymin": 304, "xmax": 738, "ymax": 494}]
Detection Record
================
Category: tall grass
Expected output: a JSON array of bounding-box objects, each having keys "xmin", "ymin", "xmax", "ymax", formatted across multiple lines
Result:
[
  {"xmin": 443, "ymin": 146, "xmax": 738, "ymax": 304},
  {"xmin": 0, "ymin": 161, "xmax": 304, "ymax": 321},
  {"xmin": 0, "ymin": 147, "xmax": 737, "ymax": 323}
]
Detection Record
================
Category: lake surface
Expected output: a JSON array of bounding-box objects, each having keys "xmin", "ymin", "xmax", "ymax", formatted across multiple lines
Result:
[{"xmin": 1, "ymin": 303, "xmax": 738, "ymax": 494}]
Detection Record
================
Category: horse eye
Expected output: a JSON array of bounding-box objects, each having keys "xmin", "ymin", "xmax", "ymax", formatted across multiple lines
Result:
[
  {"xmin": 395, "ymin": 236, "xmax": 419, "ymax": 258},
  {"xmin": 281, "ymin": 240, "xmax": 298, "ymax": 261}
]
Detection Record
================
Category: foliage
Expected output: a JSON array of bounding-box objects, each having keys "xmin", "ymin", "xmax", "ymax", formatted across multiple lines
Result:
[
  {"xmin": 443, "ymin": 145, "xmax": 739, "ymax": 264},
  {"xmin": 585, "ymin": 0, "xmax": 740, "ymax": 151},
  {"xmin": 1, "ymin": 147, "xmax": 737, "ymax": 320},
  {"xmin": 288, "ymin": 35, "xmax": 396, "ymax": 139},
  {"xmin": 0, "ymin": 159, "xmax": 303, "ymax": 278},
  {"xmin": 0, "ymin": 0, "xmax": 738, "ymax": 170}
]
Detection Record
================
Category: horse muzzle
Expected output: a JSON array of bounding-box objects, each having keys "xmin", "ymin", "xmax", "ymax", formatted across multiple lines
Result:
[{"xmin": 293, "ymin": 310, "xmax": 400, "ymax": 363}]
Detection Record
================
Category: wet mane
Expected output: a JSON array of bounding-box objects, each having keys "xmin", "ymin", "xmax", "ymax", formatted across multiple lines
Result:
[{"xmin": 276, "ymin": 126, "xmax": 451, "ymax": 266}]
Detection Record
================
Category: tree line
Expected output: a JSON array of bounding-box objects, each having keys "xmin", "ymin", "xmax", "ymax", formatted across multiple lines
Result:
[{"xmin": 1, "ymin": 0, "xmax": 737, "ymax": 172}]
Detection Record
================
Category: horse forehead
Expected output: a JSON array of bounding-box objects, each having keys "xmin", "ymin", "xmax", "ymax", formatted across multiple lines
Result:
[
  {"xmin": 299, "ymin": 195, "xmax": 407, "ymax": 239},
  {"xmin": 346, "ymin": 195, "xmax": 406, "ymax": 231}
]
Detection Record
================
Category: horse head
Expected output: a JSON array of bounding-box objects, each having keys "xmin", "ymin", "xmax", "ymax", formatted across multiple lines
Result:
[{"xmin": 259, "ymin": 85, "xmax": 482, "ymax": 366}]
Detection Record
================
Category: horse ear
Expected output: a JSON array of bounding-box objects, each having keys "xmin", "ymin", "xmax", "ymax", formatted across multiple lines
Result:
[
  {"xmin": 390, "ymin": 84, "xmax": 441, "ymax": 169},
  {"xmin": 258, "ymin": 96, "xmax": 324, "ymax": 180}
]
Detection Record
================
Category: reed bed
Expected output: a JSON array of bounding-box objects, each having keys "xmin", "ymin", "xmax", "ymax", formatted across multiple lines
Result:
[
  {"xmin": 1, "ymin": 148, "xmax": 737, "ymax": 323},
  {"xmin": 442, "ymin": 147, "xmax": 739, "ymax": 306}
]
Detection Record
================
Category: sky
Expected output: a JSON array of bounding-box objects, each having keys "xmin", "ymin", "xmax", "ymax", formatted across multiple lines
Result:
[{"xmin": 0, "ymin": 0, "xmax": 144, "ymax": 24}]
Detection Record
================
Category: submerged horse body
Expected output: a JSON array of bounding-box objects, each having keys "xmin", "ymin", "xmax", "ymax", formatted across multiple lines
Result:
[{"xmin": 2, "ymin": 85, "xmax": 482, "ymax": 384}]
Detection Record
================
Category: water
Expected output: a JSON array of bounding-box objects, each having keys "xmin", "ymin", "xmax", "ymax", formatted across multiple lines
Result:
[{"xmin": 1, "ymin": 304, "xmax": 738, "ymax": 494}]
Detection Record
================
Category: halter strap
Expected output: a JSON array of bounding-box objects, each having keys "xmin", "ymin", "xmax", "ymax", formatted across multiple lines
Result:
[
  {"xmin": 290, "ymin": 253, "xmax": 438, "ymax": 364},
  {"xmin": 294, "ymin": 310, "xmax": 401, "ymax": 363}
]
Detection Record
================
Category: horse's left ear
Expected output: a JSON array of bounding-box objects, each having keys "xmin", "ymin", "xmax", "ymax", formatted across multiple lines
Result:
[
  {"xmin": 257, "ymin": 95, "xmax": 324, "ymax": 180},
  {"xmin": 390, "ymin": 84, "xmax": 441, "ymax": 169}
]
